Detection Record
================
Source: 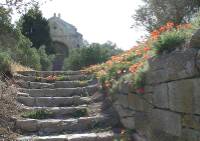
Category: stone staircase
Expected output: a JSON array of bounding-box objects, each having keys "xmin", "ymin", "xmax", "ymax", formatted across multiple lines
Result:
[{"xmin": 14, "ymin": 71, "xmax": 120, "ymax": 141}]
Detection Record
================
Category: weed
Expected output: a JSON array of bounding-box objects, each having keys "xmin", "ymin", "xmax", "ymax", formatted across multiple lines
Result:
[
  {"xmin": 22, "ymin": 109, "xmax": 53, "ymax": 119},
  {"xmin": 71, "ymin": 108, "xmax": 88, "ymax": 118}
]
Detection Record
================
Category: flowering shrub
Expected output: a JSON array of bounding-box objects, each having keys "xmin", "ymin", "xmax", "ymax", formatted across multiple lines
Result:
[{"xmin": 84, "ymin": 21, "xmax": 194, "ymax": 95}]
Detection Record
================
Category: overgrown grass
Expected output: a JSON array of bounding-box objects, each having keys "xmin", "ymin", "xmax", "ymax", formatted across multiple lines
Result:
[
  {"xmin": 22, "ymin": 110, "xmax": 53, "ymax": 119},
  {"xmin": 153, "ymin": 30, "xmax": 187, "ymax": 54},
  {"xmin": 71, "ymin": 108, "xmax": 88, "ymax": 118}
]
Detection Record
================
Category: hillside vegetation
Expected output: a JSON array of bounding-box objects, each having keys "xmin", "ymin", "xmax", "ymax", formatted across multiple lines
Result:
[{"xmin": 84, "ymin": 12, "xmax": 200, "ymax": 95}]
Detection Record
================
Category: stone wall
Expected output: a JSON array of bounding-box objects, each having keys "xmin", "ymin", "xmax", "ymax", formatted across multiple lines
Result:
[{"xmin": 113, "ymin": 48, "xmax": 200, "ymax": 141}]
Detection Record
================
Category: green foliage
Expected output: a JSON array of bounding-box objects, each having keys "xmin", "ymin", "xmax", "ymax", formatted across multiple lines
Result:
[
  {"xmin": 0, "ymin": 51, "xmax": 12, "ymax": 73},
  {"xmin": 63, "ymin": 42, "xmax": 123, "ymax": 70},
  {"xmin": 63, "ymin": 49, "xmax": 82, "ymax": 70},
  {"xmin": 133, "ymin": 66, "xmax": 147, "ymax": 89},
  {"xmin": 38, "ymin": 46, "xmax": 54, "ymax": 71},
  {"xmin": 14, "ymin": 44, "xmax": 41, "ymax": 70},
  {"xmin": 19, "ymin": 5, "xmax": 54, "ymax": 54},
  {"xmin": 71, "ymin": 109, "xmax": 88, "ymax": 118},
  {"xmin": 133, "ymin": 0, "xmax": 200, "ymax": 31},
  {"xmin": 153, "ymin": 30, "xmax": 187, "ymax": 54},
  {"xmin": 22, "ymin": 110, "xmax": 53, "ymax": 119},
  {"xmin": 0, "ymin": 7, "xmax": 13, "ymax": 33},
  {"xmin": 0, "ymin": 0, "xmax": 46, "ymax": 13}
]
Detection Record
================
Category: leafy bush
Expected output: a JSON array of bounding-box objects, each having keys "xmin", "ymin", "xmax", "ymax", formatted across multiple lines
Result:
[
  {"xmin": 63, "ymin": 49, "xmax": 82, "ymax": 70},
  {"xmin": 14, "ymin": 45, "xmax": 41, "ymax": 70},
  {"xmin": 153, "ymin": 30, "xmax": 187, "ymax": 54},
  {"xmin": 0, "ymin": 51, "xmax": 12, "ymax": 73},
  {"xmin": 22, "ymin": 110, "xmax": 53, "ymax": 119},
  {"xmin": 63, "ymin": 42, "xmax": 122, "ymax": 70},
  {"xmin": 38, "ymin": 46, "xmax": 54, "ymax": 71},
  {"xmin": 71, "ymin": 109, "xmax": 88, "ymax": 118}
]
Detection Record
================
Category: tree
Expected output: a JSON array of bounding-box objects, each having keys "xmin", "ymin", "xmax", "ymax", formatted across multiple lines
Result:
[
  {"xmin": 63, "ymin": 42, "xmax": 123, "ymax": 70},
  {"xmin": 133, "ymin": 0, "xmax": 200, "ymax": 31},
  {"xmin": 19, "ymin": 5, "xmax": 54, "ymax": 54},
  {"xmin": 0, "ymin": 0, "xmax": 50, "ymax": 13},
  {"xmin": 0, "ymin": 6, "xmax": 13, "ymax": 32}
]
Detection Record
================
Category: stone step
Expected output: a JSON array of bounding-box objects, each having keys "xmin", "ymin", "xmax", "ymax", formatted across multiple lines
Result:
[
  {"xmin": 16, "ymin": 115, "xmax": 116, "ymax": 135},
  {"xmin": 22, "ymin": 106, "xmax": 88, "ymax": 119},
  {"xmin": 16, "ymin": 81, "xmax": 55, "ymax": 89},
  {"xmin": 17, "ymin": 132, "xmax": 115, "ymax": 141},
  {"xmin": 17, "ymin": 96, "xmax": 91, "ymax": 107},
  {"xmin": 55, "ymin": 80, "xmax": 97, "ymax": 88},
  {"xmin": 16, "ymin": 79, "xmax": 97, "ymax": 89},
  {"xmin": 17, "ymin": 71, "xmax": 85, "ymax": 77},
  {"xmin": 14, "ymin": 74, "xmax": 92, "ymax": 82},
  {"xmin": 17, "ymin": 84, "xmax": 98, "ymax": 97}
]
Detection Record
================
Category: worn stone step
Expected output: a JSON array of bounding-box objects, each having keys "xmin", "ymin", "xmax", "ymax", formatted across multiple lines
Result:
[
  {"xmin": 16, "ymin": 115, "xmax": 116, "ymax": 135},
  {"xmin": 17, "ymin": 71, "xmax": 85, "ymax": 77},
  {"xmin": 22, "ymin": 106, "xmax": 88, "ymax": 119},
  {"xmin": 16, "ymin": 81, "xmax": 55, "ymax": 89},
  {"xmin": 17, "ymin": 96, "xmax": 91, "ymax": 107},
  {"xmin": 17, "ymin": 132, "xmax": 115, "ymax": 141},
  {"xmin": 16, "ymin": 80, "xmax": 97, "ymax": 89},
  {"xmin": 55, "ymin": 80, "xmax": 97, "ymax": 88},
  {"xmin": 17, "ymin": 84, "xmax": 98, "ymax": 97},
  {"xmin": 14, "ymin": 74, "xmax": 92, "ymax": 82}
]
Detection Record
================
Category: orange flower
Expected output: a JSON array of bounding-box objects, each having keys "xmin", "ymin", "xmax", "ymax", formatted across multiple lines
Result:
[
  {"xmin": 135, "ymin": 49, "xmax": 142, "ymax": 56},
  {"xmin": 129, "ymin": 62, "xmax": 144, "ymax": 73},
  {"xmin": 143, "ymin": 46, "xmax": 151, "ymax": 52},
  {"xmin": 151, "ymin": 30, "xmax": 160, "ymax": 40},
  {"xmin": 142, "ymin": 54, "xmax": 150, "ymax": 60},
  {"xmin": 166, "ymin": 22, "xmax": 175, "ymax": 30}
]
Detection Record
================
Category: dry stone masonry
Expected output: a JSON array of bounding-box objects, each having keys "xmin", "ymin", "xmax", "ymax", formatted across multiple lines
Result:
[
  {"xmin": 14, "ymin": 71, "xmax": 120, "ymax": 141},
  {"xmin": 113, "ymin": 47, "xmax": 200, "ymax": 141}
]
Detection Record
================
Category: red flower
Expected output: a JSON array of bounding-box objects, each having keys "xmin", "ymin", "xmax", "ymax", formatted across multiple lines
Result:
[
  {"xmin": 136, "ymin": 88, "xmax": 145, "ymax": 94},
  {"xmin": 159, "ymin": 26, "xmax": 166, "ymax": 32}
]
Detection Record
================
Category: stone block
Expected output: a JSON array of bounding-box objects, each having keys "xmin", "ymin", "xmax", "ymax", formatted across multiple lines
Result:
[
  {"xmin": 135, "ymin": 112, "xmax": 150, "ymax": 131},
  {"xmin": 128, "ymin": 93, "xmax": 153, "ymax": 112},
  {"xmin": 144, "ymin": 85, "xmax": 154, "ymax": 93},
  {"xmin": 190, "ymin": 28, "xmax": 200, "ymax": 48},
  {"xmin": 16, "ymin": 119, "xmax": 38, "ymax": 132},
  {"xmin": 114, "ymin": 94, "xmax": 129, "ymax": 108},
  {"xmin": 192, "ymin": 79, "xmax": 200, "ymax": 114},
  {"xmin": 168, "ymin": 79, "xmax": 195, "ymax": 113},
  {"xmin": 180, "ymin": 129, "xmax": 200, "ymax": 141},
  {"xmin": 68, "ymin": 133, "xmax": 97, "ymax": 141},
  {"xmin": 151, "ymin": 109, "xmax": 182, "ymax": 136},
  {"xmin": 182, "ymin": 115, "xmax": 200, "ymax": 130},
  {"xmin": 17, "ymin": 97, "xmax": 35, "ymax": 106},
  {"xmin": 149, "ymin": 130, "xmax": 180, "ymax": 141},
  {"xmin": 120, "ymin": 117, "xmax": 135, "ymax": 129},
  {"xmin": 153, "ymin": 83, "xmax": 169, "ymax": 109},
  {"xmin": 113, "ymin": 104, "xmax": 135, "ymax": 118},
  {"xmin": 146, "ymin": 48, "xmax": 198, "ymax": 84}
]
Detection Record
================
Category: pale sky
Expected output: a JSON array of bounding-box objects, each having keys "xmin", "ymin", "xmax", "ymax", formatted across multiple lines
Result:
[{"xmin": 39, "ymin": 0, "xmax": 146, "ymax": 50}]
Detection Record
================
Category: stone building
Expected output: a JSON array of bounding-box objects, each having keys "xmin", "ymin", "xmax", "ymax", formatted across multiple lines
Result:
[{"xmin": 48, "ymin": 13, "xmax": 83, "ymax": 70}]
